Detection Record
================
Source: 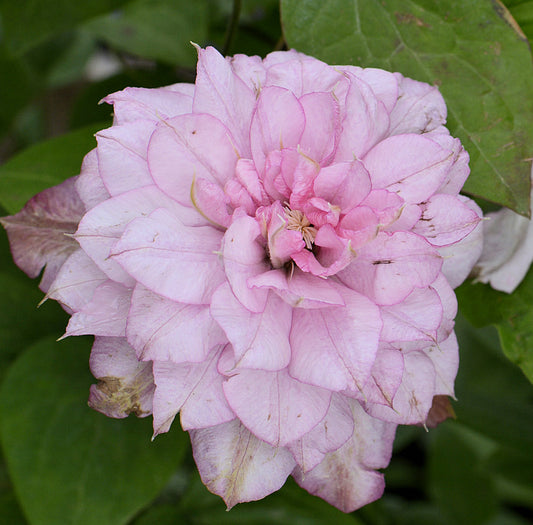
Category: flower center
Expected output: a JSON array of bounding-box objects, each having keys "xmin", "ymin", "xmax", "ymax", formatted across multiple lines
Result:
[{"xmin": 285, "ymin": 207, "xmax": 317, "ymax": 249}]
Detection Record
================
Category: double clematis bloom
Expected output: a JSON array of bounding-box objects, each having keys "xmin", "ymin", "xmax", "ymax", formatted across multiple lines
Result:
[{"xmin": 2, "ymin": 46, "xmax": 484, "ymax": 512}]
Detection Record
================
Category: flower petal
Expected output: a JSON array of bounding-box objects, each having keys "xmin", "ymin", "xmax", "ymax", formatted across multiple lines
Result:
[
  {"xmin": 88, "ymin": 336, "xmax": 154, "ymax": 418},
  {"xmin": 210, "ymin": 283, "xmax": 291, "ymax": 371},
  {"xmin": 287, "ymin": 393, "xmax": 354, "ymax": 472},
  {"xmin": 127, "ymin": 284, "xmax": 225, "ymax": 363},
  {"xmin": 222, "ymin": 366, "xmax": 331, "ymax": 447},
  {"xmin": 338, "ymin": 231, "xmax": 442, "ymax": 305},
  {"xmin": 293, "ymin": 401, "xmax": 396, "ymax": 513},
  {"xmin": 190, "ymin": 420, "xmax": 296, "ymax": 509},
  {"xmin": 152, "ymin": 345, "xmax": 234, "ymax": 434},
  {"xmin": 289, "ymin": 286, "xmax": 382, "ymax": 392},
  {"xmin": 0, "ymin": 177, "xmax": 84, "ymax": 292},
  {"xmin": 362, "ymin": 134, "xmax": 454, "ymax": 203},
  {"xmin": 250, "ymin": 86, "xmax": 305, "ymax": 175},
  {"xmin": 193, "ymin": 46, "xmax": 256, "ymax": 156},
  {"xmin": 148, "ymin": 113, "xmax": 239, "ymax": 205},
  {"xmin": 111, "ymin": 207, "xmax": 224, "ymax": 304}
]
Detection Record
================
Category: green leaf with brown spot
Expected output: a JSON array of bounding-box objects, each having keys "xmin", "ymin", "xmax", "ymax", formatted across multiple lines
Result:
[{"xmin": 281, "ymin": 0, "xmax": 533, "ymax": 215}]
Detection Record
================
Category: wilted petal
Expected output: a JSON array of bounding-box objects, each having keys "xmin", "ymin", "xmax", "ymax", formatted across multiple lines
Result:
[
  {"xmin": 293, "ymin": 401, "xmax": 396, "ymax": 512},
  {"xmin": 1, "ymin": 177, "xmax": 84, "ymax": 292},
  {"xmin": 190, "ymin": 420, "xmax": 296, "ymax": 508},
  {"xmin": 89, "ymin": 336, "xmax": 154, "ymax": 418}
]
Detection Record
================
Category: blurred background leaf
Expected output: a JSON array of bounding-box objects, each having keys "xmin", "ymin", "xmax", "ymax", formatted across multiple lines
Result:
[{"xmin": 0, "ymin": 336, "xmax": 189, "ymax": 525}]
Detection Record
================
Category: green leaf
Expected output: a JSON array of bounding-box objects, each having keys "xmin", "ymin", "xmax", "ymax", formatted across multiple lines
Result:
[
  {"xmin": 457, "ymin": 267, "xmax": 533, "ymax": 383},
  {"xmin": 428, "ymin": 424, "xmax": 498, "ymax": 525},
  {"xmin": 507, "ymin": 1, "xmax": 533, "ymax": 43},
  {"xmin": 134, "ymin": 472, "xmax": 363, "ymax": 525},
  {"xmin": 0, "ymin": 231, "xmax": 67, "ymax": 383},
  {"xmin": 281, "ymin": 0, "xmax": 533, "ymax": 215},
  {"xmin": 84, "ymin": 0, "xmax": 209, "ymax": 67},
  {"xmin": 0, "ymin": 123, "xmax": 106, "ymax": 213},
  {"xmin": 0, "ymin": 336, "xmax": 188, "ymax": 525},
  {"xmin": 0, "ymin": 0, "xmax": 130, "ymax": 55}
]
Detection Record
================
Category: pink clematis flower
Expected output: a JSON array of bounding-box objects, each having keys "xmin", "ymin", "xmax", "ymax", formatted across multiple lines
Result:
[{"xmin": 2, "ymin": 46, "xmax": 483, "ymax": 512}]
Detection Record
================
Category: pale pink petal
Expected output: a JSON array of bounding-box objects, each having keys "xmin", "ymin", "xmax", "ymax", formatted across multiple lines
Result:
[
  {"xmin": 210, "ymin": 283, "xmax": 291, "ymax": 371},
  {"xmin": 289, "ymin": 286, "xmax": 382, "ymax": 391},
  {"xmin": 228, "ymin": 53, "xmax": 267, "ymax": 92},
  {"xmin": 287, "ymin": 393, "xmax": 354, "ymax": 472},
  {"xmin": 148, "ymin": 113, "xmax": 239, "ymax": 205},
  {"xmin": 299, "ymin": 91, "xmax": 340, "ymax": 163},
  {"xmin": 75, "ymin": 185, "xmax": 200, "ymax": 286},
  {"xmin": 221, "ymin": 215, "xmax": 269, "ymax": 312},
  {"xmin": 424, "ymin": 331, "xmax": 459, "ymax": 398},
  {"xmin": 103, "ymin": 84, "xmax": 194, "ymax": 124},
  {"xmin": 1, "ymin": 177, "xmax": 84, "ymax": 293},
  {"xmin": 96, "ymin": 121, "xmax": 154, "ymax": 195},
  {"xmin": 190, "ymin": 420, "xmax": 296, "ymax": 508},
  {"xmin": 46, "ymin": 249, "xmax": 107, "ymax": 312},
  {"xmin": 380, "ymin": 287, "xmax": 443, "ymax": 343},
  {"xmin": 65, "ymin": 280, "xmax": 131, "ymax": 337},
  {"xmin": 352, "ymin": 68, "xmax": 399, "ymax": 113},
  {"xmin": 250, "ymin": 86, "xmax": 305, "ymax": 175},
  {"xmin": 313, "ymin": 161, "xmax": 371, "ymax": 213},
  {"xmin": 88, "ymin": 336, "xmax": 154, "ymax": 418},
  {"xmin": 127, "ymin": 284, "xmax": 225, "ymax": 363},
  {"xmin": 111, "ymin": 208, "xmax": 224, "ymax": 304},
  {"xmin": 361, "ymin": 344, "xmax": 404, "ymax": 406},
  {"xmin": 264, "ymin": 51, "xmax": 344, "ymax": 96},
  {"xmin": 439, "ymin": 196, "xmax": 484, "ymax": 288},
  {"xmin": 365, "ymin": 351, "xmax": 435, "ymax": 425},
  {"xmin": 152, "ymin": 345, "xmax": 234, "ymax": 434},
  {"xmin": 335, "ymin": 75, "xmax": 390, "ymax": 160},
  {"xmin": 338, "ymin": 232, "xmax": 442, "ymax": 305},
  {"xmin": 191, "ymin": 177, "xmax": 232, "ymax": 228},
  {"xmin": 413, "ymin": 194, "xmax": 481, "ymax": 247},
  {"xmin": 75, "ymin": 149, "xmax": 110, "ymax": 210},
  {"xmin": 429, "ymin": 132, "xmax": 470, "ymax": 195},
  {"xmin": 222, "ymin": 367, "xmax": 331, "ymax": 447},
  {"xmin": 293, "ymin": 401, "xmax": 396, "ymax": 513},
  {"xmin": 248, "ymin": 268, "xmax": 345, "ymax": 309},
  {"xmin": 388, "ymin": 75, "xmax": 447, "ymax": 135},
  {"xmin": 362, "ymin": 134, "xmax": 454, "ymax": 203},
  {"xmin": 193, "ymin": 46, "xmax": 256, "ymax": 156}
]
